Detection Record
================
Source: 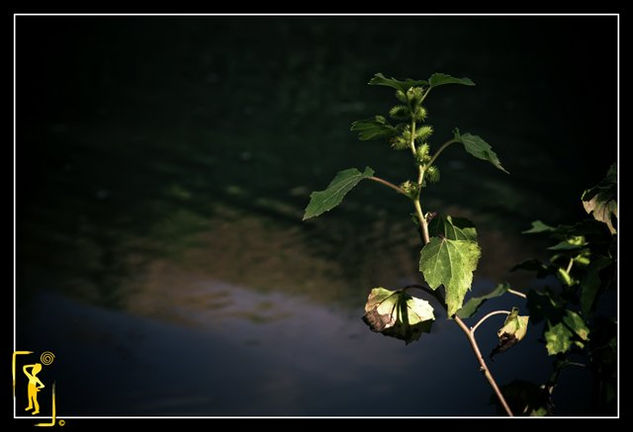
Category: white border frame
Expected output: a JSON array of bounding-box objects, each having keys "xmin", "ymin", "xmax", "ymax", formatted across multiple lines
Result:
[{"xmin": 13, "ymin": 12, "xmax": 620, "ymax": 420}]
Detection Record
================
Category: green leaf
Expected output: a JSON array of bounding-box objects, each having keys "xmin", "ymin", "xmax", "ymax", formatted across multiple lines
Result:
[
  {"xmin": 454, "ymin": 132, "xmax": 509, "ymax": 174},
  {"xmin": 511, "ymin": 259, "xmax": 556, "ymax": 278},
  {"xmin": 562, "ymin": 310, "xmax": 590, "ymax": 341},
  {"xmin": 491, "ymin": 307, "xmax": 529, "ymax": 359},
  {"xmin": 428, "ymin": 73, "xmax": 475, "ymax": 88},
  {"xmin": 522, "ymin": 220, "xmax": 556, "ymax": 234},
  {"xmin": 545, "ymin": 321, "xmax": 574, "ymax": 355},
  {"xmin": 362, "ymin": 287, "xmax": 435, "ymax": 344},
  {"xmin": 457, "ymin": 282, "xmax": 509, "ymax": 319},
  {"xmin": 428, "ymin": 214, "xmax": 477, "ymax": 241},
  {"xmin": 580, "ymin": 256, "xmax": 612, "ymax": 316},
  {"xmin": 419, "ymin": 237, "xmax": 481, "ymax": 316},
  {"xmin": 350, "ymin": 115, "xmax": 397, "ymax": 141},
  {"xmin": 581, "ymin": 163, "xmax": 617, "ymax": 234},
  {"xmin": 526, "ymin": 288, "xmax": 564, "ymax": 324},
  {"xmin": 303, "ymin": 167, "xmax": 374, "ymax": 220},
  {"xmin": 547, "ymin": 235, "xmax": 587, "ymax": 250},
  {"xmin": 368, "ymin": 72, "xmax": 428, "ymax": 92}
]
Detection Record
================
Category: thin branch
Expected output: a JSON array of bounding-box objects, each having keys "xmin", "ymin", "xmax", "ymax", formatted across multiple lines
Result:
[
  {"xmin": 471, "ymin": 310, "xmax": 511, "ymax": 335},
  {"xmin": 566, "ymin": 258, "xmax": 574, "ymax": 274},
  {"xmin": 427, "ymin": 138, "xmax": 458, "ymax": 168},
  {"xmin": 453, "ymin": 315, "xmax": 514, "ymax": 416},
  {"xmin": 507, "ymin": 288, "xmax": 527, "ymax": 299},
  {"xmin": 367, "ymin": 176, "xmax": 406, "ymax": 195}
]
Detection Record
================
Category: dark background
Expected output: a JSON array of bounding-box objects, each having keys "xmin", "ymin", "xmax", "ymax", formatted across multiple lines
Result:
[{"xmin": 15, "ymin": 15, "xmax": 617, "ymax": 417}]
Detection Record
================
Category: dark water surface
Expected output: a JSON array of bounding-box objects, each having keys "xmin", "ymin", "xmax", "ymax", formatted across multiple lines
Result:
[{"xmin": 16, "ymin": 16, "xmax": 616, "ymax": 416}]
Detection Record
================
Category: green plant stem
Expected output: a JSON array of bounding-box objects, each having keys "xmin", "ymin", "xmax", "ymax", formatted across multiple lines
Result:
[
  {"xmin": 367, "ymin": 176, "xmax": 406, "ymax": 195},
  {"xmin": 413, "ymin": 199, "xmax": 430, "ymax": 244},
  {"xmin": 566, "ymin": 258, "xmax": 574, "ymax": 274},
  {"xmin": 507, "ymin": 288, "xmax": 527, "ymax": 299},
  {"xmin": 427, "ymin": 139, "xmax": 458, "ymax": 167},
  {"xmin": 409, "ymin": 118, "xmax": 417, "ymax": 156},
  {"xmin": 454, "ymin": 315, "xmax": 514, "ymax": 416},
  {"xmin": 471, "ymin": 310, "xmax": 511, "ymax": 335}
]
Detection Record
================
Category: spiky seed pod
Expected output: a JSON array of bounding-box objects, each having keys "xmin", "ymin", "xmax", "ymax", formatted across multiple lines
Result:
[
  {"xmin": 395, "ymin": 90, "xmax": 407, "ymax": 103},
  {"xmin": 406, "ymin": 87, "xmax": 425, "ymax": 105},
  {"xmin": 389, "ymin": 105, "xmax": 410, "ymax": 120},
  {"xmin": 413, "ymin": 106, "xmax": 427, "ymax": 122},
  {"xmin": 415, "ymin": 125, "xmax": 434, "ymax": 142},
  {"xmin": 416, "ymin": 144, "xmax": 431, "ymax": 165},
  {"xmin": 425, "ymin": 166, "xmax": 440, "ymax": 184},
  {"xmin": 400, "ymin": 180, "xmax": 420, "ymax": 198},
  {"xmin": 390, "ymin": 136, "xmax": 409, "ymax": 151}
]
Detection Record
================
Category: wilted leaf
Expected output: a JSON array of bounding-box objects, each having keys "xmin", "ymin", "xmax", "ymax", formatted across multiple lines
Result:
[
  {"xmin": 419, "ymin": 237, "xmax": 481, "ymax": 317},
  {"xmin": 453, "ymin": 130, "xmax": 509, "ymax": 174},
  {"xmin": 368, "ymin": 73, "xmax": 428, "ymax": 92},
  {"xmin": 428, "ymin": 214, "xmax": 477, "ymax": 241},
  {"xmin": 522, "ymin": 220, "xmax": 556, "ymax": 234},
  {"xmin": 545, "ymin": 321, "xmax": 574, "ymax": 355},
  {"xmin": 580, "ymin": 256, "xmax": 612, "ymax": 316},
  {"xmin": 428, "ymin": 73, "xmax": 475, "ymax": 88},
  {"xmin": 362, "ymin": 287, "xmax": 435, "ymax": 344},
  {"xmin": 303, "ymin": 167, "xmax": 374, "ymax": 220},
  {"xmin": 457, "ymin": 282, "xmax": 509, "ymax": 319},
  {"xmin": 490, "ymin": 307, "xmax": 529, "ymax": 359},
  {"xmin": 581, "ymin": 164, "xmax": 616, "ymax": 234},
  {"xmin": 350, "ymin": 115, "xmax": 397, "ymax": 141}
]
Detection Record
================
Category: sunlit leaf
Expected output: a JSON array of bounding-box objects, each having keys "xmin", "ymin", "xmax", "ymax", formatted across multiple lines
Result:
[
  {"xmin": 457, "ymin": 282, "xmax": 509, "ymax": 319},
  {"xmin": 368, "ymin": 72, "xmax": 428, "ymax": 92},
  {"xmin": 303, "ymin": 167, "xmax": 374, "ymax": 220},
  {"xmin": 428, "ymin": 214, "xmax": 477, "ymax": 241},
  {"xmin": 362, "ymin": 287, "xmax": 435, "ymax": 344},
  {"xmin": 490, "ymin": 307, "xmax": 529, "ymax": 359},
  {"xmin": 428, "ymin": 73, "xmax": 475, "ymax": 88},
  {"xmin": 419, "ymin": 237, "xmax": 481, "ymax": 316},
  {"xmin": 580, "ymin": 256, "xmax": 612, "ymax": 316},
  {"xmin": 562, "ymin": 310, "xmax": 590, "ymax": 341},
  {"xmin": 522, "ymin": 220, "xmax": 556, "ymax": 234},
  {"xmin": 581, "ymin": 164, "xmax": 617, "ymax": 234},
  {"xmin": 545, "ymin": 321, "xmax": 573, "ymax": 355},
  {"xmin": 548, "ymin": 235, "xmax": 587, "ymax": 250},
  {"xmin": 453, "ymin": 130, "xmax": 509, "ymax": 174},
  {"xmin": 350, "ymin": 115, "xmax": 397, "ymax": 141}
]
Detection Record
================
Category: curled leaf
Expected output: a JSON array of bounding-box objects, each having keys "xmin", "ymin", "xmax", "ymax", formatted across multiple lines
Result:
[
  {"xmin": 490, "ymin": 307, "xmax": 529, "ymax": 359},
  {"xmin": 581, "ymin": 164, "xmax": 616, "ymax": 234},
  {"xmin": 362, "ymin": 287, "xmax": 435, "ymax": 345}
]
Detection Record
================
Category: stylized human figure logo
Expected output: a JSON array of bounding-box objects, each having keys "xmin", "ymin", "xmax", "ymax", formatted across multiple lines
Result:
[{"xmin": 23, "ymin": 363, "xmax": 45, "ymax": 415}]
